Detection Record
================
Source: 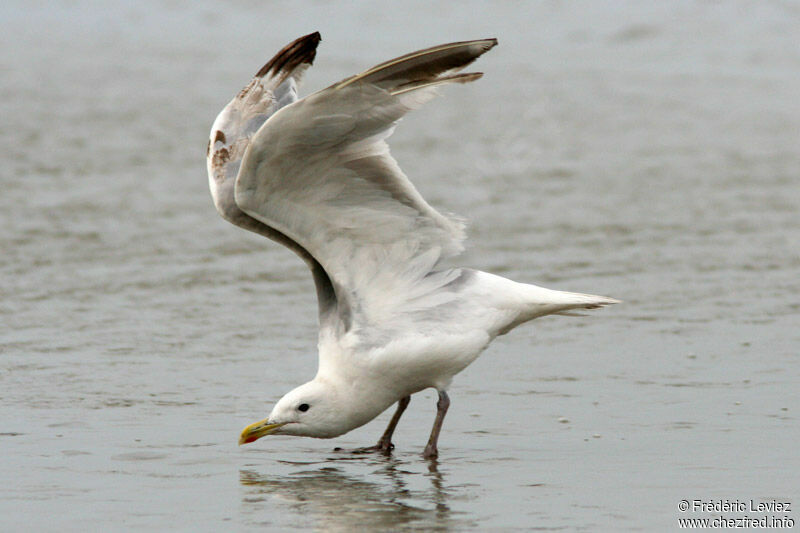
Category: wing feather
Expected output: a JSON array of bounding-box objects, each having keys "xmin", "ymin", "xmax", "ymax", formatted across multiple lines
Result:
[
  {"xmin": 206, "ymin": 32, "xmax": 337, "ymax": 319},
  {"xmin": 235, "ymin": 37, "xmax": 497, "ymax": 331}
]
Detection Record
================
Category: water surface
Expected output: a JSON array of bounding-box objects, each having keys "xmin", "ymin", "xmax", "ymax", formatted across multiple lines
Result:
[{"xmin": 2, "ymin": 1, "xmax": 798, "ymax": 530}]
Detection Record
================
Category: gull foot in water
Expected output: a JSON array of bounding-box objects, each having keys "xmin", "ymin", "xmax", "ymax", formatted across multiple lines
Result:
[
  {"xmin": 332, "ymin": 441, "xmax": 395, "ymax": 455},
  {"xmin": 331, "ymin": 395, "xmax": 411, "ymax": 455},
  {"xmin": 354, "ymin": 442, "xmax": 395, "ymax": 454}
]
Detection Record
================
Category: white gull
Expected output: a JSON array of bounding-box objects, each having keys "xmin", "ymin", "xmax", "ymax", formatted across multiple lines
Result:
[{"xmin": 206, "ymin": 32, "xmax": 618, "ymax": 458}]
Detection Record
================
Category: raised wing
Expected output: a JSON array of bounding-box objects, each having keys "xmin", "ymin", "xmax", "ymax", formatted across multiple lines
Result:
[
  {"xmin": 206, "ymin": 32, "xmax": 337, "ymax": 317},
  {"xmin": 234, "ymin": 38, "xmax": 497, "ymax": 332},
  {"xmin": 208, "ymin": 32, "xmax": 321, "ymax": 209}
]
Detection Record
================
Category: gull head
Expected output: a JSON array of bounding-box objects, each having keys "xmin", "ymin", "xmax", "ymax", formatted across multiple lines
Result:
[{"xmin": 239, "ymin": 379, "xmax": 350, "ymax": 444}]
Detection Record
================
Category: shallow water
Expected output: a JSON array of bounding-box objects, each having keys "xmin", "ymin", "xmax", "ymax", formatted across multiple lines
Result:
[{"xmin": 2, "ymin": 1, "xmax": 798, "ymax": 531}]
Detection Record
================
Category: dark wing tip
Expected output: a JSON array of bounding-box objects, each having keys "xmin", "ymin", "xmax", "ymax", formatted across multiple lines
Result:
[
  {"xmin": 466, "ymin": 37, "xmax": 498, "ymax": 57},
  {"xmin": 334, "ymin": 37, "xmax": 498, "ymax": 91},
  {"xmin": 254, "ymin": 31, "xmax": 322, "ymax": 79}
]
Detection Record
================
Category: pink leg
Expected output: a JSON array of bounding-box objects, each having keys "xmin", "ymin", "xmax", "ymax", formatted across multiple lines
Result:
[
  {"xmin": 375, "ymin": 395, "xmax": 411, "ymax": 451},
  {"xmin": 423, "ymin": 390, "xmax": 450, "ymax": 459}
]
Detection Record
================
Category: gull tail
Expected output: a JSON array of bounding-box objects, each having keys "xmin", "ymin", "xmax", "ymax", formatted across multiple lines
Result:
[
  {"xmin": 547, "ymin": 292, "xmax": 621, "ymax": 317},
  {"xmin": 493, "ymin": 277, "xmax": 620, "ymax": 335},
  {"xmin": 519, "ymin": 284, "xmax": 620, "ymax": 321}
]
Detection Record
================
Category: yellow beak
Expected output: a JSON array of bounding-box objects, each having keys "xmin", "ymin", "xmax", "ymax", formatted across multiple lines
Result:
[{"xmin": 238, "ymin": 419, "xmax": 288, "ymax": 445}]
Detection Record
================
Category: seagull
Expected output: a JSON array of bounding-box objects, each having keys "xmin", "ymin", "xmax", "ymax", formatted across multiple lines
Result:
[{"xmin": 206, "ymin": 32, "xmax": 618, "ymax": 458}]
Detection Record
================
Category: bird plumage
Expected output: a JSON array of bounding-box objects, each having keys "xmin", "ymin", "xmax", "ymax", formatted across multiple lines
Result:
[{"xmin": 207, "ymin": 33, "xmax": 618, "ymax": 457}]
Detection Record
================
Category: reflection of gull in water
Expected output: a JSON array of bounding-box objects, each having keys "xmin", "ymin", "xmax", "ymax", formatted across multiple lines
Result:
[
  {"xmin": 239, "ymin": 456, "xmax": 456, "ymax": 531},
  {"xmin": 207, "ymin": 32, "xmax": 618, "ymax": 457}
]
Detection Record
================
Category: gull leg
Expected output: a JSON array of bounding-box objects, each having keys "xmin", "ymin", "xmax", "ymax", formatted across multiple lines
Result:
[
  {"xmin": 423, "ymin": 390, "xmax": 450, "ymax": 459},
  {"xmin": 344, "ymin": 396, "xmax": 410, "ymax": 454},
  {"xmin": 375, "ymin": 395, "xmax": 411, "ymax": 451}
]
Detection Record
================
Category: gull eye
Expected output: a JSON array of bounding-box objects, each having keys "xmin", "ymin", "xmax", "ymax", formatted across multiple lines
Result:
[{"xmin": 298, "ymin": 403, "xmax": 310, "ymax": 412}]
